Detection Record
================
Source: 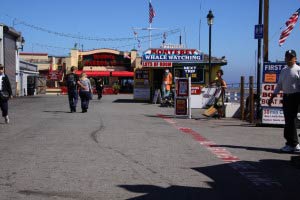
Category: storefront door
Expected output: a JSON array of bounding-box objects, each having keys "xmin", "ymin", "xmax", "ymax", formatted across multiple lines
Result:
[{"xmin": 152, "ymin": 69, "xmax": 165, "ymax": 91}]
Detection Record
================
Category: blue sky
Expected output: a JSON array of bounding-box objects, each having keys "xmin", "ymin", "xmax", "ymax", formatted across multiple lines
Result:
[{"xmin": 1, "ymin": 0, "xmax": 300, "ymax": 83}]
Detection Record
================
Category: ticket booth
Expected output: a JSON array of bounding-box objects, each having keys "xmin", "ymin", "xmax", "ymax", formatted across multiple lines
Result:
[
  {"xmin": 140, "ymin": 48, "xmax": 204, "ymax": 107},
  {"xmin": 138, "ymin": 47, "xmax": 227, "ymax": 106}
]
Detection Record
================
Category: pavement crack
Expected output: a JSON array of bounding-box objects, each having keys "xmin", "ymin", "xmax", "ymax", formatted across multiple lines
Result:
[
  {"xmin": 104, "ymin": 146, "xmax": 174, "ymax": 186},
  {"xmin": 90, "ymin": 124, "xmax": 105, "ymax": 143},
  {"xmin": 90, "ymin": 113, "xmax": 105, "ymax": 143}
]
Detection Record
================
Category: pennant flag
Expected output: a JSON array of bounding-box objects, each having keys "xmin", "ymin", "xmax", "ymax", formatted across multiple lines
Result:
[
  {"xmin": 149, "ymin": 2, "xmax": 156, "ymax": 23},
  {"xmin": 279, "ymin": 8, "xmax": 300, "ymax": 46}
]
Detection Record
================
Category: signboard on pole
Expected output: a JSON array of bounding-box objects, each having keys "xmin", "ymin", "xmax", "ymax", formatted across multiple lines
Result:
[
  {"xmin": 175, "ymin": 78, "xmax": 189, "ymax": 117},
  {"xmin": 254, "ymin": 24, "xmax": 264, "ymax": 39},
  {"xmin": 177, "ymin": 79, "xmax": 189, "ymax": 97},
  {"xmin": 175, "ymin": 98, "xmax": 188, "ymax": 115},
  {"xmin": 261, "ymin": 62, "xmax": 285, "ymax": 124}
]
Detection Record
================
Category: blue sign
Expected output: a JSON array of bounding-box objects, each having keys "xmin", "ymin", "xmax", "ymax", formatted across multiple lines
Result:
[
  {"xmin": 262, "ymin": 62, "xmax": 286, "ymax": 83},
  {"xmin": 254, "ymin": 24, "xmax": 263, "ymax": 39},
  {"xmin": 142, "ymin": 49, "xmax": 204, "ymax": 63}
]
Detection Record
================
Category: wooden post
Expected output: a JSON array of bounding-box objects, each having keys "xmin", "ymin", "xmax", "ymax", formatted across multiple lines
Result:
[
  {"xmin": 240, "ymin": 76, "xmax": 245, "ymax": 120},
  {"xmin": 249, "ymin": 76, "xmax": 254, "ymax": 123}
]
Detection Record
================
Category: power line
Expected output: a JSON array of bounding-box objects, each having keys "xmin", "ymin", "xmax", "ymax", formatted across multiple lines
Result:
[{"xmin": 7, "ymin": 15, "xmax": 180, "ymax": 42}]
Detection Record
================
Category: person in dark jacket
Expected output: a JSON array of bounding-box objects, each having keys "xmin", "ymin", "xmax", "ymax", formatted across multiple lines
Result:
[
  {"xmin": 65, "ymin": 66, "xmax": 79, "ymax": 112},
  {"xmin": 0, "ymin": 64, "xmax": 13, "ymax": 123},
  {"xmin": 95, "ymin": 77, "xmax": 103, "ymax": 100}
]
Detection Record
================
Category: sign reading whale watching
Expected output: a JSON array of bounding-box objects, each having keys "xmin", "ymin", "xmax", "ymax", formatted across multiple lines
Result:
[{"xmin": 142, "ymin": 48, "xmax": 204, "ymax": 63}]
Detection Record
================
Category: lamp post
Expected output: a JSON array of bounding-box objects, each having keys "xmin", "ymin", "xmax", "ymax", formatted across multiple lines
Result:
[{"xmin": 207, "ymin": 10, "xmax": 214, "ymax": 84}]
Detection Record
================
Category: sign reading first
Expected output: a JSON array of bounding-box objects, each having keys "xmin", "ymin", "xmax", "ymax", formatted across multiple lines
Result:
[{"xmin": 142, "ymin": 48, "xmax": 203, "ymax": 63}]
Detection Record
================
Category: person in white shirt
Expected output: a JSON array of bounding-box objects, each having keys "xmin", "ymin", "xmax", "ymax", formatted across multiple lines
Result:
[
  {"xmin": 268, "ymin": 50, "xmax": 300, "ymax": 153},
  {"xmin": 77, "ymin": 73, "xmax": 92, "ymax": 113}
]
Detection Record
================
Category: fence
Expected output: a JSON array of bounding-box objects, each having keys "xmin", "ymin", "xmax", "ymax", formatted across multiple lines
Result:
[
  {"xmin": 225, "ymin": 83, "xmax": 257, "ymax": 103},
  {"xmin": 224, "ymin": 77, "xmax": 257, "ymax": 123}
]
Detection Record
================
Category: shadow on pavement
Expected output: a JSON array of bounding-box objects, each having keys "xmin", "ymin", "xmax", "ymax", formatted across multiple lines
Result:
[
  {"xmin": 119, "ymin": 159, "xmax": 300, "ymax": 200},
  {"xmin": 113, "ymin": 99, "xmax": 149, "ymax": 104},
  {"xmin": 212, "ymin": 144, "xmax": 281, "ymax": 154},
  {"xmin": 43, "ymin": 110, "xmax": 70, "ymax": 114},
  {"xmin": 144, "ymin": 114, "xmax": 175, "ymax": 119}
]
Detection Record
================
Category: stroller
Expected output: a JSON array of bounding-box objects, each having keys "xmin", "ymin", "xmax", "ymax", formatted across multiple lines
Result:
[{"xmin": 160, "ymin": 89, "xmax": 174, "ymax": 107}]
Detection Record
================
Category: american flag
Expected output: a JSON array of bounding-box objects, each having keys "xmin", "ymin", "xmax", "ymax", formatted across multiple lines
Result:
[
  {"xmin": 149, "ymin": 2, "xmax": 156, "ymax": 23},
  {"xmin": 279, "ymin": 8, "xmax": 300, "ymax": 46}
]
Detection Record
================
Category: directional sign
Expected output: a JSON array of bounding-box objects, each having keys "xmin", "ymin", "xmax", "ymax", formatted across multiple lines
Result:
[
  {"xmin": 183, "ymin": 66, "xmax": 196, "ymax": 74},
  {"xmin": 254, "ymin": 24, "xmax": 264, "ymax": 39}
]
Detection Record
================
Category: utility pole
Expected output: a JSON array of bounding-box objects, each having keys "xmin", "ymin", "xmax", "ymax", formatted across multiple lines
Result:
[
  {"xmin": 256, "ymin": 0, "xmax": 263, "ymax": 121},
  {"xmin": 263, "ymin": 0, "xmax": 269, "ymax": 62}
]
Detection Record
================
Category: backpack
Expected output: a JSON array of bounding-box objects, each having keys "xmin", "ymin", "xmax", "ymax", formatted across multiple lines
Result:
[{"xmin": 67, "ymin": 73, "xmax": 77, "ymax": 90}]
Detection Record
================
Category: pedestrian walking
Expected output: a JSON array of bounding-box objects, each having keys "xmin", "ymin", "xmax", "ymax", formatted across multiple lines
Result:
[
  {"xmin": 95, "ymin": 77, "xmax": 103, "ymax": 100},
  {"xmin": 213, "ymin": 69, "xmax": 227, "ymax": 118},
  {"xmin": 207, "ymin": 69, "xmax": 227, "ymax": 118},
  {"xmin": 65, "ymin": 66, "xmax": 79, "ymax": 113},
  {"xmin": 0, "ymin": 64, "xmax": 13, "ymax": 123},
  {"xmin": 77, "ymin": 72, "xmax": 92, "ymax": 113},
  {"xmin": 268, "ymin": 49, "xmax": 300, "ymax": 153}
]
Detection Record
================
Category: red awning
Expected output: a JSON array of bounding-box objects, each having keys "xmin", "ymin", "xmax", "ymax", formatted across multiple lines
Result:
[
  {"xmin": 111, "ymin": 71, "xmax": 134, "ymax": 77},
  {"xmin": 75, "ymin": 70, "xmax": 110, "ymax": 77}
]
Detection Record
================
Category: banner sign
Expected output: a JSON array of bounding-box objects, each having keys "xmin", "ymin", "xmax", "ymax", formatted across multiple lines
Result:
[
  {"xmin": 191, "ymin": 86, "xmax": 201, "ymax": 95},
  {"xmin": 142, "ymin": 61, "xmax": 172, "ymax": 68},
  {"xmin": 263, "ymin": 62, "xmax": 286, "ymax": 83},
  {"xmin": 261, "ymin": 83, "xmax": 283, "ymax": 107},
  {"xmin": 262, "ymin": 62, "xmax": 285, "ymax": 125},
  {"xmin": 142, "ymin": 48, "xmax": 203, "ymax": 63},
  {"xmin": 262, "ymin": 107, "xmax": 285, "ymax": 124}
]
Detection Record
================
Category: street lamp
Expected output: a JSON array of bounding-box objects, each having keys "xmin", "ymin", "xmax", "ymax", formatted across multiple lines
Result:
[{"xmin": 207, "ymin": 10, "xmax": 214, "ymax": 83}]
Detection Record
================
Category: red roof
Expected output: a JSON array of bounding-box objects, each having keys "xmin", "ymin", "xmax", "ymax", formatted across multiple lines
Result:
[
  {"xmin": 111, "ymin": 71, "xmax": 134, "ymax": 77},
  {"xmin": 75, "ymin": 70, "xmax": 110, "ymax": 77},
  {"xmin": 20, "ymin": 52, "xmax": 48, "ymax": 56}
]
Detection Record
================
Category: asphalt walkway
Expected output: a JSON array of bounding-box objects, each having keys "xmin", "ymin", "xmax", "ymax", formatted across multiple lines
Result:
[{"xmin": 0, "ymin": 94, "xmax": 299, "ymax": 200}]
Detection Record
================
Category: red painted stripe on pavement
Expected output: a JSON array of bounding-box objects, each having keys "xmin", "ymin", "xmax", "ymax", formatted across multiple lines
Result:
[{"xmin": 157, "ymin": 114, "xmax": 282, "ymax": 188}]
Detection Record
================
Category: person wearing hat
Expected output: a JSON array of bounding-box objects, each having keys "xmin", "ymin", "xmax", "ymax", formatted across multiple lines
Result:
[
  {"xmin": 268, "ymin": 49, "xmax": 300, "ymax": 152},
  {"xmin": 0, "ymin": 64, "xmax": 13, "ymax": 124}
]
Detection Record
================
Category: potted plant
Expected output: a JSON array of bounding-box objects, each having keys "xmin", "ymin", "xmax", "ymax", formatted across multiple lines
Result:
[{"xmin": 112, "ymin": 83, "xmax": 120, "ymax": 94}]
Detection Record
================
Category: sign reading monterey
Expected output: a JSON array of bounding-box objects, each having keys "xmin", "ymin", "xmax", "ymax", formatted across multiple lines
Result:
[{"xmin": 142, "ymin": 49, "xmax": 203, "ymax": 63}]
